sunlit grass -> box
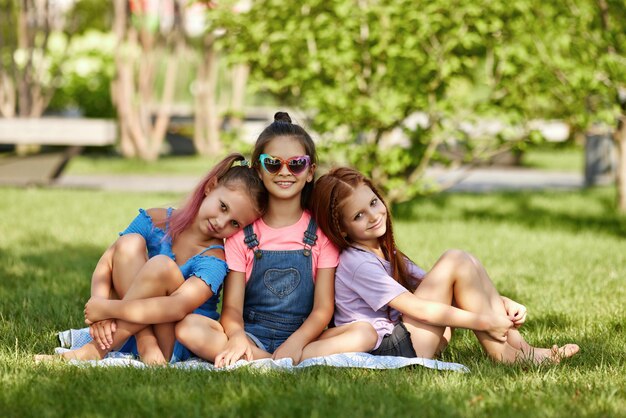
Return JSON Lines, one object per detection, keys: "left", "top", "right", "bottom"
{"left": 1, "top": 186, "right": 624, "bottom": 417}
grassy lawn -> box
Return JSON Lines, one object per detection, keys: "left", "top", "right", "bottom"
{"left": 1, "top": 186, "right": 625, "bottom": 417}
{"left": 66, "top": 146, "right": 584, "bottom": 176}
{"left": 521, "top": 147, "right": 584, "bottom": 172}
{"left": 65, "top": 154, "right": 221, "bottom": 176}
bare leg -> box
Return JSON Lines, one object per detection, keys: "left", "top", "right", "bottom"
{"left": 110, "top": 234, "right": 149, "bottom": 298}
{"left": 175, "top": 315, "right": 272, "bottom": 362}
{"left": 466, "top": 254, "right": 579, "bottom": 363}
{"left": 405, "top": 250, "right": 527, "bottom": 362}
{"left": 115, "top": 256, "right": 184, "bottom": 364}
{"left": 300, "top": 322, "right": 378, "bottom": 361}
{"left": 405, "top": 250, "right": 578, "bottom": 363}
{"left": 57, "top": 256, "right": 184, "bottom": 362}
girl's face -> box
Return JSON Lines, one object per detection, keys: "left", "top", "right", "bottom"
{"left": 340, "top": 183, "right": 387, "bottom": 249}
{"left": 259, "top": 136, "right": 315, "bottom": 201}
{"left": 197, "top": 184, "right": 260, "bottom": 239}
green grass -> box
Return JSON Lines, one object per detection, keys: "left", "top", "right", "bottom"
{"left": 1, "top": 186, "right": 625, "bottom": 417}
{"left": 521, "top": 147, "right": 584, "bottom": 172}
{"left": 66, "top": 154, "right": 221, "bottom": 176}
{"left": 66, "top": 147, "right": 584, "bottom": 177}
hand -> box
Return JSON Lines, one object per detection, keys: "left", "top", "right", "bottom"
{"left": 88, "top": 319, "right": 117, "bottom": 350}
{"left": 502, "top": 296, "right": 527, "bottom": 328}
{"left": 214, "top": 333, "right": 253, "bottom": 368}
{"left": 271, "top": 340, "right": 304, "bottom": 365}
{"left": 485, "top": 314, "right": 514, "bottom": 342}
{"left": 84, "top": 297, "right": 111, "bottom": 325}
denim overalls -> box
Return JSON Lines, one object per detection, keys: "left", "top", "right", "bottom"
{"left": 242, "top": 218, "right": 318, "bottom": 353}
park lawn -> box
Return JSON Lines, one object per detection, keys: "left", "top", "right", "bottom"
{"left": 1, "top": 186, "right": 624, "bottom": 418}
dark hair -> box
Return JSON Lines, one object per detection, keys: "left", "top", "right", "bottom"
{"left": 251, "top": 111, "right": 317, "bottom": 210}
{"left": 312, "top": 167, "right": 416, "bottom": 292}
{"left": 163, "top": 153, "right": 267, "bottom": 241}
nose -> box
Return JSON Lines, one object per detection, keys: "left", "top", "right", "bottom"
{"left": 277, "top": 161, "right": 291, "bottom": 176}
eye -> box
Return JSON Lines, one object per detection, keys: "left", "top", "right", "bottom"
{"left": 353, "top": 212, "right": 363, "bottom": 221}
{"left": 370, "top": 198, "right": 378, "bottom": 207}
{"left": 231, "top": 220, "right": 240, "bottom": 228}
{"left": 220, "top": 201, "right": 227, "bottom": 211}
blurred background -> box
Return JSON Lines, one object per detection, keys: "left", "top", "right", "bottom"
{"left": 0, "top": 0, "right": 624, "bottom": 208}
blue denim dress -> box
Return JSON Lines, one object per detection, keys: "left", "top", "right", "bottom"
{"left": 241, "top": 218, "right": 318, "bottom": 353}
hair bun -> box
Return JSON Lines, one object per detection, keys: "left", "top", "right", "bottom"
{"left": 274, "top": 112, "right": 292, "bottom": 123}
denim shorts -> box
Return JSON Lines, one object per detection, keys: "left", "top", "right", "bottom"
{"left": 369, "top": 321, "right": 417, "bottom": 358}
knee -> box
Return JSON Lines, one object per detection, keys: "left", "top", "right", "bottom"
{"left": 439, "top": 249, "right": 474, "bottom": 273}
{"left": 353, "top": 322, "right": 378, "bottom": 351}
{"left": 175, "top": 316, "right": 196, "bottom": 344}
{"left": 146, "top": 255, "right": 179, "bottom": 279}
{"left": 114, "top": 234, "right": 147, "bottom": 260}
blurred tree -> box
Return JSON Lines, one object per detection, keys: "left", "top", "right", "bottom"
{"left": 184, "top": 1, "right": 222, "bottom": 156}
{"left": 485, "top": 0, "right": 626, "bottom": 210}
{"left": 214, "top": 0, "right": 530, "bottom": 202}
{"left": 0, "top": 0, "right": 113, "bottom": 121}
{"left": 111, "top": 0, "right": 185, "bottom": 160}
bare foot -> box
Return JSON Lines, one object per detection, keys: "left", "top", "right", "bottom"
{"left": 520, "top": 344, "right": 580, "bottom": 364}
{"left": 34, "top": 343, "right": 107, "bottom": 363}
{"left": 84, "top": 297, "right": 115, "bottom": 325}
{"left": 33, "top": 354, "right": 63, "bottom": 363}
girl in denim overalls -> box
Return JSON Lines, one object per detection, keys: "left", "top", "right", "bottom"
{"left": 175, "top": 112, "right": 379, "bottom": 365}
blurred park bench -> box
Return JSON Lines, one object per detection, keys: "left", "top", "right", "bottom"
{"left": 0, "top": 118, "right": 117, "bottom": 185}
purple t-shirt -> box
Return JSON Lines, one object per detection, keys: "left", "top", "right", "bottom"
{"left": 334, "top": 246, "right": 426, "bottom": 350}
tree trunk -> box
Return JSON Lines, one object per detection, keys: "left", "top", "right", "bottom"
{"left": 193, "top": 35, "right": 221, "bottom": 156}
{"left": 615, "top": 114, "right": 626, "bottom": 212}
{"left": 110, "top": 0, "right": 185, "bottom": 161}
{"left": 230, "top": 63, "right": 249, "bottom": 128}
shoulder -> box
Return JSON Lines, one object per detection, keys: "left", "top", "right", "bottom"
{"left": 145, "top": 208, "right": 169, "bottom": 225}
{"left": 338, "top": 247, "right": 384, "bottom": 276}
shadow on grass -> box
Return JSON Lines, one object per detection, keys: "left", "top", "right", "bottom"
{"left": 394, "top": 188, "right": 626, "bottom": 239}
{"left": 0, "top": 232, "right": 103, "bottom": 350}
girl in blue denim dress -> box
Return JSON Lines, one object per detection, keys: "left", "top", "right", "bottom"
{"left": 37, "top": 154, "right": 265, "bottom": 364}
{"left": 173, "top": 112, "right": 378, "bottom": 366}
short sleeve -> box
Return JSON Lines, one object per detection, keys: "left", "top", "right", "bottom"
{"left": 315, "top": 231, "right": 340, "bottom": 269}
{"left": 188, "top": 256, "right": 229, "bottom": 293}
{"left": 347, "top": 260, "right": 409, "bottom": 312}
{"left": 119, "top": 209, "right": 153, "bottom": 239}
{"left": 407, "top": 259, "right": 427, "bottom": 283}
{"left": 224, "top": 231, "right": 248, "bottom": 273}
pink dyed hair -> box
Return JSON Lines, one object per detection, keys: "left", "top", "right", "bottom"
{"left": 156, "top": 153, "right": 266, "bottom": 241}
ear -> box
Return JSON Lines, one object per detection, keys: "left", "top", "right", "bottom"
{"left": 306, "top": 163, "right": 317, "bottom": 183}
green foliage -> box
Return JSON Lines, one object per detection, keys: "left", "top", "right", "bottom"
{"left": 213, "top": 1, "right": 545, "bottom": 202}
{"left": 1, "top": 187, "right": 625, "bottom": 417}
{"left": 47, "top": 30, "right": 116, "bottom": 117}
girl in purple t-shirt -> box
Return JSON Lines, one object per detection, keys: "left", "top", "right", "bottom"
{"left": 312, "top": 167, "right": 579, "bottom": 364}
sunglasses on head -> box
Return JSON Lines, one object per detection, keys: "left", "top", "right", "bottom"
{"left": 259, "top": 154, "right": 311, "bottom": 175}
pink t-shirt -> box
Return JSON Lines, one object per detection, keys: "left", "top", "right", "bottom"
{"left": 225, "top": 211, "right": 339, "bottom": 282}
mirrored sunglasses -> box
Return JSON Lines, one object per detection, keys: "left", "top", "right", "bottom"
{"left": 259, "top": 154, "right": 311, "bottom": 175}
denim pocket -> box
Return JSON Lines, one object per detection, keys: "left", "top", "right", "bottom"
{"left": 263, "top": 268, "right": 301, "bottom": 298}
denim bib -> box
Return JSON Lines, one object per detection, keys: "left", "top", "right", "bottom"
{"left": 242, "top": 218, "right": 318, "bottom": 353}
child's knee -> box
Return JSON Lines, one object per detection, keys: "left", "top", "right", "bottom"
{"left": 114, "top": 234, "right": 147, "bottom": 260}
{"left": 439, "top": 249, "right": 474, "bottom": 274}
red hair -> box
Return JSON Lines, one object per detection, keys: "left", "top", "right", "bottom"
{"left": 312, "top": 167, "right": 416, "bottom": 292}
{"left": 157, "top": 153, "right": 267, "bottom": 241}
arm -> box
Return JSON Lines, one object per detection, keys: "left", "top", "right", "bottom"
{"left": 214, "top": 271, "right": 255, "bottom": 367}
{"left": 85, "top": 277, "right": 213, "bottom": 324}
{"left": 389, "top": 293, "right": 512, "bottom": 341}
{"left": 272, "top": 267, "right": 335, "bottom": 363}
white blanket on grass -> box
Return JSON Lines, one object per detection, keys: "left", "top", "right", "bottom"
{"left": 57, "top": 328, "right": 469, "bottom": 373}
